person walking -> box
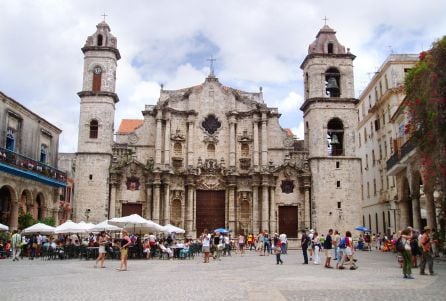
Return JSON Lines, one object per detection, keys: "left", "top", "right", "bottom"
{"left": 279, "top": 232, "right": 287, "bottom": 254}
{"left": 11, "top": 230, "right": 21, "bottom": 262}
{"left": 419, "top": 226, "right": 435, "bottom": 276}
{"left": 201, "top": 229, "right": 211, "bottom": 263}
{"left": 400, "top": 228, "right": 414, "bottom": 279}
{"left": 323, "top": 229, "right": 333, "bottom": 268}
{"left": 95, "top": 231, "right": 108, "bottom": 268}
{"left": 308, "top": 229, "right": 314, "bottom": 261}
{"left": 312, "top": 231, "right": 321, "bottom": 265}
{"left": 274, "top": 243, "right": 283, "bottom": 265}
{"left": 238, "top": 233, "right": 245, "bottom": 256}
{"left": 117, "top": 230, "right": 131, "bottom": 271}
{"left": 301, "top": 229, "right": 309, "bottom": 264}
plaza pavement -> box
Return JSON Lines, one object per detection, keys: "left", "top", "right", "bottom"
{"left": 0, "top": 249, "right": 445, "bottom": 301}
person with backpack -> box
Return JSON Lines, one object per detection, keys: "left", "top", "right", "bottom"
{"left": 300, "top": 229, "right": 309, "bottom": 264}
{"left": 399, "top": 228, "right": 414, "bottom": 279}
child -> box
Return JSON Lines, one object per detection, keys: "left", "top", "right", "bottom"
{"left": 274, "top": 245, "right": 283, "bottom": 265}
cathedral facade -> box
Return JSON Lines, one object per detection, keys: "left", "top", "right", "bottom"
{"left": 73, "top": 21, "right": 361, "bottom": 239}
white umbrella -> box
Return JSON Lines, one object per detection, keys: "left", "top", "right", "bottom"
{"left": 0, "top": 223, "right": 9, "bottom": 231}
{"left": 89, "top": 220, "right": 122, "bottom": 232}
{"left": 54, "top": 220, "right": 87, "bottom": 234}
{"left": 78, "top": 221, "right": 95, "bottom": 232}
{"left": 22, "top": 223, "right": 55, "bottom": 235}
{"left": 108, "top": 214, "right": 165, "bottom": 234}
{"left": 162, "top": 224, "right": 185, "bottom": 234}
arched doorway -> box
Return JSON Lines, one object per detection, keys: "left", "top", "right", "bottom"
{"left": 19, "top": 190, "right": 32, "bottom": 216}
{"left": 33, "top": 193, "right": 45, "bottom": 221}
{"left": 0, "top": 185, "right": 18, "bottom": 228}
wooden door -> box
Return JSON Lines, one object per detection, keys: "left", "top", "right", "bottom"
{"left": 278, "top": 206, "right": 298, "bottom": 238}
{"left": 122, "top": 203, "right": 142, "bottom": 217}
{"left": 196, "top": 190, "right": 225, "bottom": 235}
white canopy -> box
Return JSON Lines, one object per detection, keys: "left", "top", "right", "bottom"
{"left": 162, "top": 224, "right": 185, "bottom": 234}
{"left": 108, "top": 214, "right": 165, "bottom": 234}
{"left": 22, "top": 223, "right": 55, "bottom": 235}
{"left": 0, "top": 223, "right": 9, "bottom": 231}
{"left": 89, "top": 220, "right": 122, "bottom": 232}
{"left": 78, "top": 221, "right": 95, "bottom": 232}
{"left": 54, "top": 220, "right": 87, "bottom": 234}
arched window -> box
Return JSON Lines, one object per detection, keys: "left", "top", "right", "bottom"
{"left": 5, "top": 128, "right": 15, "bottom": 151}
{"left": 241, "top": 143, "right": 249, "bottom": 156}
{"left": 207, "top": 143, "right": 215, "bottom": 158}
{"left": 40, "top": 144, "right": 47, "bottom": 163}
{"left": 327, "top": 42, "right": 334, "bottom": 54}
{"left": 89, "top": 120, "right": 98, "bottom": 139}
{"left": 327, "top": 118, "right": 344, "bottom": 156}
{"left": 97, "top": 34, "right": 103, "bottom": 46}
{"left": 92, "top": 66, "right": 102, "bottom": 92}
{"left": 173, "top": 142, "right": 182, "bottom": 157}
{"left": 325, "top": 67, "right": 340, "bottom": 97}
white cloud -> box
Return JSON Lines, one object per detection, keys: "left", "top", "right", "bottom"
{"left": 291, "top": 121, "right": 305, "bottom": 140}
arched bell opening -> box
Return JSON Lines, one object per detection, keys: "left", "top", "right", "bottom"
{"left": 325, "top": 67, "right": 340, "bottom": 97}
{"left": 327, "top": 118, "right": 344, "bottom": 156}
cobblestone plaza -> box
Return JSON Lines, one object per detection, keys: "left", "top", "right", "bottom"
{"left": 1, "top": 250, "right": 445, "bottom": 301}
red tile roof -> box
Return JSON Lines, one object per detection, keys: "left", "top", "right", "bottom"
{"left": 284, "top": 128, "right": 294, "bottom": 137}
{"left": 117, "top": 119, "right": 143, "bottom": 134}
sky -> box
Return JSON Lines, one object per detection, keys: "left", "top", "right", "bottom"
{"left": 0, "top": 0, "right": 445, "bottom": 153}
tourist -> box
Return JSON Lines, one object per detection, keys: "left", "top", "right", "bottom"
{"left": 263, "top": 231, "right": 270, "bottom": 256}
{"left": 308, "top": 229, "right": 314, "bottom": 261}
{"left": 201, "top": 229, "right": 211, "bottom": 263}
{"left": 364, "top": 232, "right": 371, "bottom": 251}
{"left": 238, "top": 233, "right": 245, "bottom": 256}
{"left": 95, "top": 231, "right": 108, "bottom": 268}
{"left": 279, "top": 232, "right": 287, "bottom": 254}
{"left": 410, "top": 230, "right": 420, "bottom": 268}
{"left": 223, "top": 234, "right": 231, "bottom": 256}
{"left": 400, "top": 228, "right": 413, "bottom": 279}
{"left": 11, "top": 230, "right": 21, "bottom": 262}
{"left": 323, "top": 229, "right": 333, "bottom": 268}
{"left": 300, "top": 229, "right": 309, "bottom": 264}
{"left": 29, "top": 234, "right": 37, "bottom": 260}
{"left": 274, "top": 243, "right": 283, "bottom": 265}
{"left": 431, "top": 229, "right": 440, "bottom": 257}
{"left": 333, "top": 230, "right": 340, "bottom": 260}
{"left": 247, "top": 233, "right": 254, "bottom": 251}
{"left": 344, "top": 231, "right": 357, "bottom": 270}
{"left": 312, "top": 231, "right": 321, "bottom": 265}
{"left": 117, "top": 230, "right": 131, "bottom": 271}
{"left": 257, "top": 232, "right": 264, "bottom": 255}
{"left": 419, "top": 226, "right": 435, "bottom": 276}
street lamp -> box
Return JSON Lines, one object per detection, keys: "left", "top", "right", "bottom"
{"left": 84, "top": 208, "right": 91, "bottom": 222}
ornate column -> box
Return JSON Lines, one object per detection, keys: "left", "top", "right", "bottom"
{"left": 187, "top": 116, "right": 195, "bottom": 167}
{"left": 152, "top": 174, "right": 161, "bottom": 223}
{"left": 252, "top": 180, "right": 259, "bottom": 234}
{"left": 155, "top": 110, "right": 163, "bottom": 165}
{"left": 261, "top": 177, "right": 269, "bottom": 231}
{"left": 163, "top": 180, "right": 170, "bottom": 225}
{"left": 269, "top": 186, "right": 276, "bottom": 233}
{"left": 9, "top": 200, "right": 19, "bottom": 230}
{"left": 261, "top": 111, "right": 268, "bottom": 167}
{"left": 164, "top": 112, "right": 171, "bottom": 167}
{"left": 412, "top": 196, "right": 422, "bottom": 230}
{"left": 228, "top": 179, "right": 236, "bottom": 231}
{"left": 109, "top": 182, "right": 118, "bottom": 219}
{"left": 145, "top": 181, "right": 152, "bottom": 219}
{"left": 253, "top": 115, "right": 259, "bottom": 167}
{"left": 186, "top": 178, "right": 194, "bottom": 234}
{"left": 229, "top": 114, "right": 236, "bottom": 167}
{"left": 181, "top": 194, "right": 186, "bottom": 230}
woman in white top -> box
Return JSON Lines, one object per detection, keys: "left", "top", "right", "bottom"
{"left": 312, "top": 232, "right": 321, "bottom": 265}
{"left": 95, "top": 231, "right": 108, "bottom": 268}
{"left": 238, "top": 234, "right": 245, "bottom": 256}
{"left": 201, "top": 229, "right": 211, "bottom": 263}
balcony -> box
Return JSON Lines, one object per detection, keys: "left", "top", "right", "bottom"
{"left": 0, "top": 146, "right": 67, "bottom": 187}
{"left": 386, "top": 138, "right": 417, "bottom": 176}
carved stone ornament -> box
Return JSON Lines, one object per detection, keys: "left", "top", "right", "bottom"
{"left": 196, "top": 175, "right": 226, "bottom": 190}
{"left": 171, "top": 129, "right": 186, "bottom": 141}
{"left": 283, "top": 136, "right": 294, "bottom": 147}
{"left": 126, "top": 176, "right": 140, "bottom": 191}
{"left": 237, "top": 129, "right": 252, "bottom": 142}
{"left": 202, "top": 114, "right": 221, "bottom": 135}
{"left": 128, "top": 133, "right": 139, "bottom": 144}
{"left": 239, "top": 158, "right": 251, "bottom": 170}
{"left": 281, "top": 180, "right": 294, "bottom": 194}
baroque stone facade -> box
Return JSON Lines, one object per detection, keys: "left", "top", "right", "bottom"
{"left": 73, "top": 21, "right": 362, "bottom": 238}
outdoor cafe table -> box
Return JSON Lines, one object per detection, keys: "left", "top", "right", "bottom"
{"left": 169, "top": 246, "right": 184, "bottom": 259}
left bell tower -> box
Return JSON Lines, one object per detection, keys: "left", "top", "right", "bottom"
{"left": 74, "top": 21, "right": 120, "bottom": 223}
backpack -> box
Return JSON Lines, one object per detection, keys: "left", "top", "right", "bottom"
{"left": 338, "top": 237, "right": 347, "bottom": 249}
{"left": 396, "top": 237, "right": 405, "bottom": 253}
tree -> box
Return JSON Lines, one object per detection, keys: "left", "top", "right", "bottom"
{"left": 405, "top": 36, "right": 446, "bottom": 240}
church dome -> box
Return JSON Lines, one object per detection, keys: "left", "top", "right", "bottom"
{"left": 308, "top": 24, "right": 346, "bottom": 55}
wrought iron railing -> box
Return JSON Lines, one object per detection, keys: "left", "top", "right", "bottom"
{"left": 386, "top": 137, "right": 416, "bottom": 171}
{"left": 0, "top": 146, "right": 67, "bottom": 184}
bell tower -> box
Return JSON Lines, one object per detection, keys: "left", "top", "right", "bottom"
{"left": 300, "top": 24, "right": 361, "bottom": 233}
{"left": 74, "top": 21, "right": 120, "bottom": 223}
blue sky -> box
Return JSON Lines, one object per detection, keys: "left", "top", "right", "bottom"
{"left": 0, "top": 0, "right": 445, "bottom": 152}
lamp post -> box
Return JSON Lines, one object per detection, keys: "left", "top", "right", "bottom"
{"left": 84, "top": 208, "right": 91, "bottom": 222}
{"left": 387, "top": 200, "right": 400, "bottom": 232}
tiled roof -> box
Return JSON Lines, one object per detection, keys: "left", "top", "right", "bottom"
{"left": 284, "top": 128, "right": 294, "bottom": 137}
{"left": 117, "top": 119, "right": 143, "bottom": 134}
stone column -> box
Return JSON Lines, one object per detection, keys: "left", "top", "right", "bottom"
{"left": 261, "top": 178, "right": 269, "bottom": 231}
{"left": 186, "top": 180, "right": 194, "bottom": 234}
{"left": 181, "top": 195, "right": 186, "bottom": 230}
{"left": 187, "top": 116, "right": 195, "bottom": 167}
{"left": 228, "top": 184, "right": 236, "bottom": 231}
{"left": 164, "top": 112, "right": 171, "bottom": 167}
{"left": 253, "top": 115, "right": 259, "bottom": 167}
{"left": 152, "top": 178, "right": 161, "bottom": 223}
{"left": 252, "top": 182, "right": 259, "bottom": 234}
{"left": 229, "top": 115, "right": 236, "bottom": 167}
{"left": 269, "top": 186, "right": 276, "bottom": 233}
{"left": 304, "top": 187, "right": 311, "bottom": 230}
{"left": 145, "top": 182, "right": 152, "bottom": 219}
{"left": 261, "top": 112, "right": 268, "bottom": 167}
{"left": 411, "top": 196, "right": 422, "bottom": 230}
{"left": 9, "top": 200, "right": 19, "bottom": 230}
{"left": 399, "top": 200, "right": 410, "bottom": 229}
{"left": 109, "top": 183, "right": 117, "bottom": 219}
{"left": 164, "top": 181, "right": 170, "bottom": 225}
{"left": 155, "top": 111, "right": 163, "bottom": 165}
{"left": 425, "top": 189, "right": 437, "bottom": 230}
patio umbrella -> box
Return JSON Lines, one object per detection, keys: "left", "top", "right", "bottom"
{"left": 355, "top": 226, "right": 370, "bottom": 232}
{"left": 108, "top": 214, "right": 165, "bottom": 234}
{"left": 214, "top": 228, "right": 230, "bottom": 234}
{"left": 22, "top": 223, "right": 55, "bottom": 235}
{"left": 78, "top": 221, "right": 95, "bottom": 232}
{"left": 89, "top": 220, "right": 122, "bottom": 232}
{"left": 0, "top": 222, "right": 9, "bottom": 231}
{"left": 162, "top": 224, "right": 185, "bottom": 234}
{"left": 54, "top": 220, "right": 87, "bottom": 234}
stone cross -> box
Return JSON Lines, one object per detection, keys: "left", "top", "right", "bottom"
{"left": 323, "top": 16, "right": 328, "bottom": 25}
{"left": 207, "top": 56, "right": 216, "bottom": 76}
{"left": 102, "top": 13, "right": 108, "bottom": 21}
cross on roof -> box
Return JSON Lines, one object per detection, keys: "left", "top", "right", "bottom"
{"left": 102, "top": 13, "right": 108, "bottom": 21}
{"left": 323, "top": 16, "right": 328, "bottom": 25}
{"left": 207, "top": 56, "right": 216, "bottom": 77}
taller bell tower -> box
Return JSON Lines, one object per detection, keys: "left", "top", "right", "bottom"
{"left": 300, "top": 24, "right": 361, "bottom": 233}
{"left": 74, "top": 21, "right": 120, "bottom": 223}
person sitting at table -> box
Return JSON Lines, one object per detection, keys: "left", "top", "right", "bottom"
{"left": 158, "top": 240, "right": 173, "bottom": 259}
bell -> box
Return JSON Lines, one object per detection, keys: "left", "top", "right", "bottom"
{"left": 330, "top": 133, "right": 340, "bottom": 145}
{"left": 326, "top": 77, "right": 339, "bottom": 96}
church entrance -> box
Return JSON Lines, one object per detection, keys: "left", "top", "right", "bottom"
{"left": 122, "top": 203, "right": 142, "bottom": 217}
{"left": 279, "top": 206, "right": 298, "bottom": 238}
{"left": 196, "top": 190, "right": 225, "bottom": 235}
